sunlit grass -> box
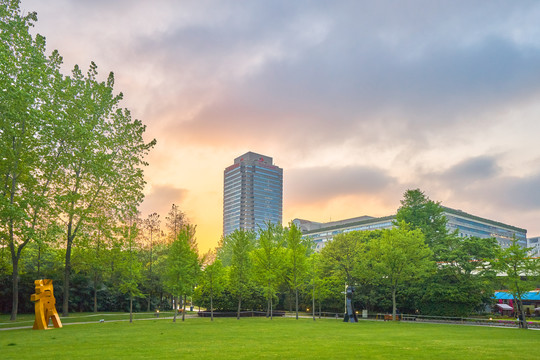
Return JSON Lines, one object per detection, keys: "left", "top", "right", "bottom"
{"left": 1, "top": 317, "right": 539, "bottom": 359}
{"left": 0, "top": 311, "right": 183, "bottom": 329}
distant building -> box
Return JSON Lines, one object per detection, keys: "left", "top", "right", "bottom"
{"left": 223, "top": 152, "right": 283, "bottom": 237}
{"left": 528, "top": 236, "right": 540, "bottom": 257}
{"left": 294, "top": 206, "right": 527, "bottom": 251}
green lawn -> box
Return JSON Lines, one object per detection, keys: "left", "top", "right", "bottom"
{"left": 0, "top": 311, "right": 177, "bottom": 329}
{"left": 1, "top": 316, "right": 538, "bottom": 359}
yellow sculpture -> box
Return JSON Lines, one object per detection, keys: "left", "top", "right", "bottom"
{"left": 30, "top": 279, "right": 62, "bottom": 330}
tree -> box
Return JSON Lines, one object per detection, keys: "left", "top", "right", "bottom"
{"left": 165, "top": 204, "right": 186, "bottom": 244}
{"left": 395, "top": 189, "right": 448, "bottom": 252}
{"left": 307, "top": 253, "right": 321, "bottom": 320}
{"left": 284, "top": 221, "right": 311, "bottom": 320}
{"left": 198, "top": 252, "right": 226, "bottom": 321}
{"left": 252, "top": 222, "right": 284, "bottom": 319}
{"left": 53, "top": 62, "right": 155, "bottom": 317}
{"left": 117, "top": 211, "right": 143, "bottom": 323}
{"left": 0, "top": 0, "right": 65, "bottom": 320}
{"left": 319, "top": 231, "right": 366, "bottom": 287}
{"left": 164, "top": 224, "right": 200, "bottom": 322}
{"left": 493, "top": 237, "right": 540, "bottom": 329}
{"left": 420, "top": 235, "right": 499, "bottom": 316}
{"left": 143, "top": 212, "right": 161, "bottom": 311}
{"left": 227, "top": 229, "right": 255, "bottom": 319}
{"left": 369, "top": 225, "right": 434, "bottom": 320}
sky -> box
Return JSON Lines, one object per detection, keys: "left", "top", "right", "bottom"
{"left": 21, "top": 0, "right": 540, "bottom": 253}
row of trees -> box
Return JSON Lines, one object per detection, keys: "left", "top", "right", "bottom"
{"left": 195, "top": 222, "right": 433, "bottom": 322}
{"left": 0, "top": 204, "right": 191, "bottom": 318}
{"left": 0, "top": 0, "right": 155, "bottom": 320}
{"left": 193, "top": 189, "right": 539, "bottom": 330}
{"left": 2, "top": 185, "right": 538, "bottom": 329}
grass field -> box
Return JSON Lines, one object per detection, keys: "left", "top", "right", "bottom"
{"left": 1, "top": 315, "right": 539, "bottom": 359}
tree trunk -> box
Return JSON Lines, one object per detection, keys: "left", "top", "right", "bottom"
{"left": 514, "top": 281, "right": 528, "bottom": 329}
{"left": 294, "top": 272, "right": 299, "bottom": 320}
{"left": 312, "top": 285, "right": 315, "bottom": 321}
{"left": 63, "top": 235, "right": 74, "bottom": 317}
{"left": 237, "top": 295, "right": 242, "bottom": 320}
{"left": 270, "top": 296, "right": 273, "bottom": 320}
{"left": 173, "top": 296, "right": 178, "bottom": 323}
{"left": 210, "top": 290, "right": 214, "bottom": 322}
{"left": 295, "top": 286, "right": 299, "bottom": 320}
{"left": 392, "top": 287, "right": 397, "bottom": 321}
{"left": 37, "top": 244, "right": 41, "bottom": 278}
{"left": 93, "top": 273, "right": 98, "bottom": 313}
{"left": 182, "top": 295, "right": 186, "bottom": 322}
{"left": 517, "top": 298, "right": 528, "bottom": 329}
{"left": 10, "top": 257, "right": 19, "bottom": 321}
{"left": 129, "top": 294, "right": 133, "bottom": 323}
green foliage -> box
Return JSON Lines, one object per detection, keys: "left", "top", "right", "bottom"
{"left": 252, "top": 222, "right": 285, "bottom": 316}
{"left": 226, "top": 229, "right": 256, "bottom": 318}
{"left": 164, "top": 224, "right": 200, "bottom": 321}
{"left": 0, "top": 0, "right": 64, "bottom": 320}
{"left": 194, "top": 257, "right": 226, "bottom": 318}
{"left": 420, "top": 236, "right": 499, "bottom": 316}
{"left": 319, "top": 231, "right": 362, "bottom": 286}
{"left": 493, "top": 236, "right": 540, "bottom": 328}
{"left": 0, "top": 0, "right": 155, "bottom": 319}
{"left": 395, "top": 189, "right": 448, "bottom": 252}
{"left": 394, "top": 189, "right": 503, "bottom": 316}
{"left": 369, "top": 226, "right": 434, "bottom": 317}
{"left": 284, "top": 221, "right": 311, "bottom": 318}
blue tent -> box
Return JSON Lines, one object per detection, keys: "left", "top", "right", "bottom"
{"left": 494, "top": 290, "right": 540, "bottom": 301}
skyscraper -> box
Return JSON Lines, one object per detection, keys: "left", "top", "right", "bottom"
{"left": 223, "top": 152, "right": 283, "bottom": 237}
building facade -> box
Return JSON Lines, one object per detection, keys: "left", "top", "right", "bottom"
{"left": 223, "top": 152, "right": 283, "bottom": 237}
{"left": 294, "top": 207, "right": 527, "bottom": 251}
{"left": 528, "top": 236, "right": 540, "bottom": 257}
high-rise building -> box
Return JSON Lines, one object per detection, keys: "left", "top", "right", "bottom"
{"left": 223, "top": 152, "right": 283, "bottom": 237}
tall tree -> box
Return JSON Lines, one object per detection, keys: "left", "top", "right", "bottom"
{"left": 319, "top": 231, "right": 365, "bottom": 287}
{"left": 0, "top": 0, "right": 65, "bottom": 320}
{"left": 199, "top": 252, "right": 226, "bottom": 321}
{"left": 227, "top": 229, "right": 255, "bottom": 319}
{"left": 307, "top": 252, "right": 321, "bottom": 321}
{"left": 117, "top": 211, "right": 143, "bottom": 323}
{"left": 493, "top": 237, "right": 540, "bottom": 329}
{"left": 252, "top": 222, "right": 285, "bottom": 319}
{"left": 369, "top": 225, "right": 434, "bottom": 319}
{"left": 143, "top": 212, "right": 161, "bottom": 311}
{"left": 164, "top": 224, "right": 200, "bottom": 322}
{"left": 395, "top": 189, "right": 449, "bottom": 252}
{"left": 284, "top": 222, "right": 311, "bottom": 320}
{"left": 165, "top": 203, "right": 186, "bottom": 244}
{"left": 420, "top": 235, "right": 499, "bottom": 316}
{"left": 55, "top": 63, "right": 155, "bottom": 316}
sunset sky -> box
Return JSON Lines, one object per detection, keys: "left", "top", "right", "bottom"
{"left": 22, "top": 0, "right": 540, "bottom": 253}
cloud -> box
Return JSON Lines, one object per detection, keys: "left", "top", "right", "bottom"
{"left": 139, "top": 185, "right": 189, "bottom": 218}
{"left": 21, "top": 0, "right": 540, "bottom": 239}
{"left": 286, "top": 165, "right": 397, "bottom": 204}
{"left": 144, "top": 1, "right": 540, "bottom": 155}
{"left": 425, "top": 156, "right": 540, "bottom": 215}
{"left": 471, "top": 173, "right": 540, "bottom": 211}
{"left": 440, "top": 156, "right": 502, "bottom": 187}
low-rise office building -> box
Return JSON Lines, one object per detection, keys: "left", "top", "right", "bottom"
{"left": 294, "top": 207, "right": 527, "bottom": 251}
{"left": 528, "top": 236, "right": 540, "bottom": 257}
